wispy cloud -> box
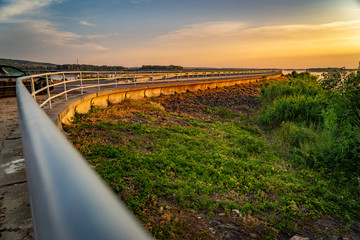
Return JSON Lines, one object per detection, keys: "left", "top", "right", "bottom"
{"left": 126, "top": 20, "right": 360, "bottom": 68}
{"left": 79, "top": 20, "right": 96, "bottom": 27}
{"left": 0, "top": 0, "right": 59, "bottom": 21}
{"left": 155, "top": 20, "right": 360, "bottom": 53}
{"left": 0, "top": 0, "right": 110, "bottom": 52}
{"left": 25, "top": 20, "right": 110, "bottom": 51}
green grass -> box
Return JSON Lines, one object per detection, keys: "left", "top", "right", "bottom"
{"left": 64, "top": 88, "right": 360, "bottom": 238}
{"left": 258, "top": 71, "right": 360, "bottom": 196}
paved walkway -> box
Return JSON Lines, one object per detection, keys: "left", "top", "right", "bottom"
{"left": 0, "top": 91, "right": 92, "bottom": 239}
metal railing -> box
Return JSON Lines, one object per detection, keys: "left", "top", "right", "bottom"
{"left": 16, "top": 78, "right": 152, "bottom": 240}
{"left": 16, "top": 69, "right": 281, "bottom": 239}
{"left": 23, "top": 69, "right": 281, "bottom": 108}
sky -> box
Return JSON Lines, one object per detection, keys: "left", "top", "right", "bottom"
{"left": 0, "top": 0, "right": 360, "bottom": 68}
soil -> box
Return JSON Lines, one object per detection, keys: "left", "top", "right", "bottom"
{"left": 0, "top": 97, "right": 19, "bottom": 152}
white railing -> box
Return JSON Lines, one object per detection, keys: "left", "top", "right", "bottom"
{"left": 23, "top": 69, "right": 280, "bottom": 108}
{"left": 16, "top": 69, "right": 281, "bottom": 239}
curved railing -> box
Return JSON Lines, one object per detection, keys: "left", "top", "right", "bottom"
{"left": 23, "top": 69, "right": 280, "bottom": 108}
{"left": 16, "top": 69, "right": 281, "bottom": 239}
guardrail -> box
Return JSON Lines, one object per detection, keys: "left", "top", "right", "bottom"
{"left": 23, "top": 69, "right": 280, "bottom": 108}
{"left": 16, "top": 78, "right": 152, "bottom": 240}
{"left": 16, "top": 69, "right": 281, "bottom": 239}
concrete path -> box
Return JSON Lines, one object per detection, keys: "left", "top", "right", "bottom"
{"left": 0, "top": 127, "right": 33, "bottom": 239}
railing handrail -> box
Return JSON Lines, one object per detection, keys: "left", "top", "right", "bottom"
{"left": 16, "top": 77, "right": 152, "bottom": 240}
{"left": 16, "top": 69, "right": 281, "bottom": 239}
{"left": 22, "top": 69, "right": 281, "bottom": 109}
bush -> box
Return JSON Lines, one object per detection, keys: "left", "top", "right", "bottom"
{"left": 276, "top": 122, "right": 317, "bottom": 148}
{"left": 260, "top": 73, "right": 321, "bottom": 104}
{"left": 259, "top": 69, "right": 360, "bottom": 198}
{"left": 260, "top": 94, "right": 326, "bottom": 127}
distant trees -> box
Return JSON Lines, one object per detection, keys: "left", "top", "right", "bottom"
{"left": 138, "top": 65, "right": 184, "bottom": 71}
{"left": 57, "top": 64, "right": 126, "bottom": 71}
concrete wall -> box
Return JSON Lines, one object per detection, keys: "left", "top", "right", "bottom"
{"left": 58, "top": 74, "right": 282, "bottom": 125}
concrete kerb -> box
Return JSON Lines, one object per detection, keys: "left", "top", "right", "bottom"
{"left": 57, "top": 75, "right": 281, "bottom": 126}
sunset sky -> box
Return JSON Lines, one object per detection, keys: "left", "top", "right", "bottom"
{"left": 1, "top": 0, "right": 360, "bottom": 68}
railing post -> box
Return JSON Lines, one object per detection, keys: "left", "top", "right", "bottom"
{"left": 45, "top": 75, "right": 52, "bottom": 109}
{"left": 31, "top": 77, "right": 36, "bottom": 100}
{"left": 97, "top": 72, "right": 100, "bottom": 92}
{"left": 80, "top": 72, "right": 83, "bottom": 95}
{"left": 63, "top": 73, "right": 67, "bottom": 101}
{"left": 115, "top": 72, "right": 118, "bottom": 89}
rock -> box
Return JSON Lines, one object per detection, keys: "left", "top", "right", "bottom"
{"left": 231, "top": 209, "right": 242, "bottom": 217}
{"left": 290, "top": 236, "right": 309, "bottom": 240}
{"left": 209, "top": 227, "right": 216, "bottom": 234}
{"left": 232, "top": 209, "right": 240, "bottom": 214}
{"left": 250, "top": 233, "right": 257, "bottom": 239}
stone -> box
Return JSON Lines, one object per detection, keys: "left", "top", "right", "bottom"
{"left": 290, "top": 236, "right": 309, "bottom": 240}
{"left": 231, "top": 209, "right": 242, "bottom": 217}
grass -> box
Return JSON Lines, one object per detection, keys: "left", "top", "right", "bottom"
{"left": 258, "top": 71, "right": 360, "bottom": 196}
{"left": 64, "top": 81, "right": 360, "bottom": 239}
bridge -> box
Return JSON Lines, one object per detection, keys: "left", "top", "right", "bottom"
{"left": 0, "top": 69, "right": 281, "bottom": 239}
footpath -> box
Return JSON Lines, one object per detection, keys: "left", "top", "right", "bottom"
{"left": 0, "top": 93, "right": 89, "bottom": 240}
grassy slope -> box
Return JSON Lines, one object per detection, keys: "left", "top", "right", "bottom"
{"left": 64, "top": 81, "right": 359, "bottom": 239}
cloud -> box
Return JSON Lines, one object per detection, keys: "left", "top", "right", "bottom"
{"left": 114, "top": 20, "right": 359, "bottom": 68}
{"left": 156, "top": 21, "right": 246, "bottom": 43}
{"left": 79, "top": 20, "right": 96, "bottom": 27}
{"left": 153, "top": 20, "right": 360, "bottom": 56}
{"left": 0, "top": 0, "right": 110, "bottom": 53}
{"left": 24, "top": 20, "right": 110, "bottom": 50}
{"left": 0, "top": 0, "right": 60, "bottom": 21}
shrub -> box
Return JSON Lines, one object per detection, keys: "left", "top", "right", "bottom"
{"left": 260, "top": 69, "right": 360, "bottom": 198}
{"left": 259, "top": 94, "right": 326, "bottom": 127}
{"left": 276, "top": 122, "right": 317, "bottom": 148}
{"left": 260, "top": 73, "right": 321, "bottom": 104}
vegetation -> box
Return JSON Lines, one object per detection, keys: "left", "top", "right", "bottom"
{"left": 139, "top": 65, "right": 184, "bottom": 71}
{"left": 64, "top": 74, "right": 360, "bottom": 239}
{"left": 259, "top": 70, "right": 360, "bottom": 195}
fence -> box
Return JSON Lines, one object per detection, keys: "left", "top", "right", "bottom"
{"left": 16, "top": 69, "right": 281, "bottom": 239}
{"left": 23, "top": 69, "right": 280, "bottom": 108}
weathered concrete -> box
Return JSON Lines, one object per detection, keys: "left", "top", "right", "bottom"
{"left": 91, "top": 95, "right": 108, "bottom": 108}
{"left": 75, "top": 99, "right": 92, "bottom": 114}
{"left": 126, "top": 89, "right": 145, "bottom": 100}
{"left": 144, "top": 88, "right": 161, "bottom": 98}
{"left": 108, "top": 91, "right": 127, "bottom": 104}
{"left": 0, "top": 127, "right": 33, "bottom": 240}
{"left": 161, "top": 86, "right": 177, "bottom": 95}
